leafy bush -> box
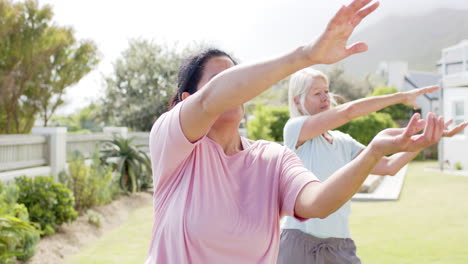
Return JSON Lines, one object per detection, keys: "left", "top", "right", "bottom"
{"left": 248, "top": 104, "right": 274, "bottom": 141}
{"left": 368, "top": 86, "right": 414, "bottom": 121}
{"left": 86, "top": 210, "right": 102, "bottom": 228}
{"left": 268, "top": 106, "right": 290, "bottom": 142}
{"left": 0, "top": 183, "right": 40, "bottom": 262}
{"left": 337, "top": 112, "right": 398, "bottom": 145}
{"left": 59, "top": 151, "right": 116, "bottom": 212}
{"left": 247, "top": 104, "right": 290, "bottom": 142}
{"left": 15, "top": 176, "right": 78, "bottom": 235}
{"left": 101, "top": 136, "right": 152, "bottom": 193}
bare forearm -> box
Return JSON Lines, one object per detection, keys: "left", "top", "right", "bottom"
{"left": 199, "top": 47, "right": 312, "bottom": 115}
{"left": 373, "top": 151, "right": 420, "bottom": 176}
{"left": 298, "top": 91, "right": 407, "bottom": 144}
{"left": 341, "top": 92, "right": 406, "bottom": 120}
{"left": 296, "top": 146, "right": 383, "bottom": 219}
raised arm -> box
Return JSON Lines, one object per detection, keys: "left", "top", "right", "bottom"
{"left": 295, "top": 112, "right": 445, "bottom": 219}
{"left": 296, "top": 85, "right": 439, "bottom": 147}
{"left": 180, "top": 0, "right": 380, "bottom": 142}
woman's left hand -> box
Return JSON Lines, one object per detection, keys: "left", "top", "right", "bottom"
{"left": 401, "top": 85, "right": 439, "bottom": 109}
{"left": 442, "top": 119, "right": 468, "bottom": 137}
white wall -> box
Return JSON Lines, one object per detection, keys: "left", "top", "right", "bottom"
{"left": 442, "top": 87, "right": 468, "bottom": 169}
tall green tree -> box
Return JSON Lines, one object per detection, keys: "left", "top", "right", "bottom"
{"left": 101, "top": 40, "right": 201, "bottom": 131}
{"left": 0, "top": 0, "right": 99, "bottom": 134}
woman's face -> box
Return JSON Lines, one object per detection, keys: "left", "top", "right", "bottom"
{"left": 196, "top": 56, "right": 235, "bottom": 90}
{"left": 303, "top": 77, "right": 330, "bottom": 115}
{"left": 196, "top": 56, "right": 244, "bottom": 124}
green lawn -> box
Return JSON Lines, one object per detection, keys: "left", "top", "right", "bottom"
{"left": 69, "top": 161, "right": 468, "bottom": 263}
{"left": 67, "top": 205, "right": 153, "bottom": 264}
{"left": 351, "top": 161, "right": 468, "bottom": 263}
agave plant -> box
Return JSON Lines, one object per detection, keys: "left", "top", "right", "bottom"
{"left": 101, "top": 136, "right": 152, "bottom": 193}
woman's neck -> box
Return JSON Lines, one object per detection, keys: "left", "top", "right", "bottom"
{"left": 207, "top": 125, "right": 243, "bottom": 155}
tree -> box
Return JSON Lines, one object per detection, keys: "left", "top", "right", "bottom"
{"left": 326, "top": 66, "right": 374, "bottom": 101}
{"left": 0, "top": 0, "right": 99, "bottom": 134}
{"left": 49, "top": 103, "right": 104, "bottom": 133}
{"left": 101, "top": 40, "right": 199, "bottom": 131}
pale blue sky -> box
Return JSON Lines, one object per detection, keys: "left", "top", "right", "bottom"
{"left": 38, "top": 0, "right": 468, "bottom": 115}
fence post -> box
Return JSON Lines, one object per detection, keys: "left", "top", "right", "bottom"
{"left": 31, "top": 127, "right": 67, "bottom": 178}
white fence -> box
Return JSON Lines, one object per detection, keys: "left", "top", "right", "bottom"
{"left": 0, "top": 127, "right": 150, "bottom": 182}
{"left": 0, "top": 135, "right": 48, "bottom": 172}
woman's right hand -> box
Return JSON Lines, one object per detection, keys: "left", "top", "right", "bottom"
{"left": 368, "top": 112, "right": 444, "bottom": 157}
{"left": 400, "top": 85, "right": 439, "bottom": 109}
{"left": 303, "top": 0, "right": 379, "bottom": 65}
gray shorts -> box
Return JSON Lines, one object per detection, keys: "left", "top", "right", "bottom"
{"left": 277, "top": 229, "right": 361, "bottom": 264}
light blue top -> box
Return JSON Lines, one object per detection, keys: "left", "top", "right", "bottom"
{"left": 281, "top": 116, "right": 364, "bottom": 238}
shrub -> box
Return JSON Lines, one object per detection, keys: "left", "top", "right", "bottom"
{"left": 86, "top": 210, "right": 102, "bottom": 228}
{"left": 247, "top": 104, "right": 290, "bottom": 142}
{"left": 59, "top": 151, "right": 116, "bottom": 212}
{"left": 101, "top": 136, "right": 152, "bottom": 193}
{"left": 269, "top": 106, "right": 290, "bottom": 142}
{"left": 368, "top": 86, "right": 414, "bottom": 121}
{"left": 15, "top": 176, "right": 78, "bottom": 235}
{"left": 0, "top": 183, "right": 40, "bottom": 262}
{"left": 455, "top": 162, "right": 463, "bottom": 170}
{"left": 247, "top": 104, "right": 274, "bottom": 141}
{"left": 337, "top": 112, "right": 398, "bottom": 145}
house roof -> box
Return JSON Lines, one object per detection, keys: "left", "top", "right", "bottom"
{"left": 404, "top": 71, "right": 441, "bottom": 100}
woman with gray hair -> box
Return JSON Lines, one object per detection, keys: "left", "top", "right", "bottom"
{"left": 278, "top": 68, "right": 467, "bottom": 263}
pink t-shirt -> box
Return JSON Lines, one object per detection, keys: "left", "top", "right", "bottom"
{"left": 145, "top": 102, "right": 318, "bottom": 264}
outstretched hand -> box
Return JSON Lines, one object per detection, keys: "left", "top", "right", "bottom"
{"left": 369, "top": 112, "right": 444, "bottom": 157}
{"left": 401, "top": 85, "right": 439, "bottom": 109}
{"left": 442, "top": 119, "right": 468, "bottom": 137}
{"left": 304, "top": 0, "right": 379, "bottom": 65}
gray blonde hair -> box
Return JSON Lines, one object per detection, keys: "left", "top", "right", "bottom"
{"left": 288, "top": 68, "right": 336, "bottom": 118}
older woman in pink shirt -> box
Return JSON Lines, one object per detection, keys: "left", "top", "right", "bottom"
{"left": 146, "top": 1, "right": 447, "bottom": 263}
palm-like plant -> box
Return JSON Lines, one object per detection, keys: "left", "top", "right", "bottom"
{"left": 0, "top": 213, "right": 39, "bottom": 263}
{"left": 100, "top": 136, "right": 152, "bottom": 193}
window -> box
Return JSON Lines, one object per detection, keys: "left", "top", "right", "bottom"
{"left": 453, "top": 101, "right": 465, "bottom": 135}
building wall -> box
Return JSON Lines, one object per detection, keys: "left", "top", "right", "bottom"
{"left": 442, "top": 87, "right": 468, "bottom": 169}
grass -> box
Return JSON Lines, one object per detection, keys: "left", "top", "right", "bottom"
{"left": 350, "top": 161, "right": 468, "bottom": 263}
{"left": 67, "top": 204, "right": 153, "bottom": 264}
{"left": 68, "top": 161, "right": 468, "bottom": 263}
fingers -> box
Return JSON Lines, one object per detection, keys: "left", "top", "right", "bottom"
{"left": 351, "top": 2, "right": 380, "bottom": 27}
{"left": 347, "top": 0, "right": 374, "bottom": 14}
{"left": 403, "top": 113, "right": 424, "bottom": 137}
{"left": 443, "top": 121, "right": 468, "bottom": 137}
{"left": 423, "top": 112, "right": 436, "bottom": 140}
{"left": 330, "top": 0, "right": 379, "bottom": 28}
{"left": 329, "top": 5, "right": 348, "bottom": 26}
{"left": 412, "top": 113, "right": 444, "bottom": 147}
{"left": 346, "top": 42, "right": 368, "bottom": 56}
{"left": 434, "top": 116, "right": 445, "bottom": 140}
{"left": 417, "top": 85, "right": 439, "bottom": 95}
{"left": 444, "top": 119, "right": 454, "bottom": 129}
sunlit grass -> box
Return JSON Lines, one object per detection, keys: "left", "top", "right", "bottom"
{"left": 67, "top": 205, "right": 153, "bottom": 264}
{"left": 351, "top": 161, "right": 468, "bottom": 264}
{"left": 69, "top": 161, "right": 468, "bottom": 263}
